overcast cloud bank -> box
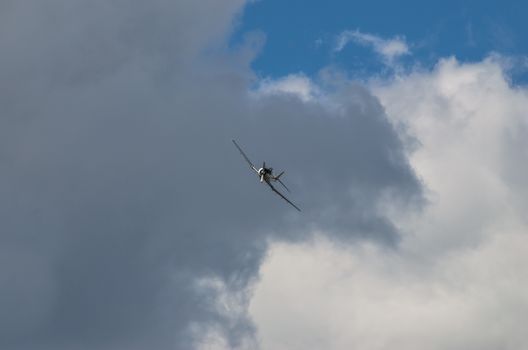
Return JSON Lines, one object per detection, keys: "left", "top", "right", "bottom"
{"left": 6, "top": 2, "right": 524, "bottom": 349}
{"left": 0, "top": 1, "right": 421, "bottom": 349}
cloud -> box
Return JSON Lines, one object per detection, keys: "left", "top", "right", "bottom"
{"left": 0, "top": 1, "right": 420, "bottom": 349}
{"left": 252, "top": 232, "right": 528, "bottom": 350}
{"left": 250, "top": 57, "right": 528, "bottom": 349}
{"left": 335, "top": 30, "right": 410, "bottom": 65}
{"left": 254, "top": 74, "right": 321, "bottom": 102}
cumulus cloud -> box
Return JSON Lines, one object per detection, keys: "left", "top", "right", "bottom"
{"left": 252, "top": 232, "right": 528, "bottom": 350}
{"left": 0, "top": 1, "right": 420, "bottom": 349}
{"left": 250, "top": 57, "right": 528, "bottom": 349}
{"left": 335, "top": 30, "right": 410, "bottom": 65}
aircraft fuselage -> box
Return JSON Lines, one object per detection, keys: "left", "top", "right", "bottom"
{"left": 258, "top": 167, "right": 274, "bottom": 182}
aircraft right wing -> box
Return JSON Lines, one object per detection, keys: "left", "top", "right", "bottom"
{"left": 266, "top": 181, "right": 301, "bottom": 212}
{"left": 232, "top": 140, "right": 258, "bottom": 173}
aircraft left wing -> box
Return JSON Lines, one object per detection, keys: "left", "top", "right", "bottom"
{"left": 266, "top": 181, "right": 301, "bottom": 212}
{"left": 232, "top": 140, "right": 258, "bottom": 173}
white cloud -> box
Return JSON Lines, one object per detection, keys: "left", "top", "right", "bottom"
{"left": 251, "top": 232, "right": 528, "bottom": 350}
{"left": 254, "top": 74, "right": 321, "bottom": 102}
{"left": 250, "top": 57, "right": 528, "bottom": 349}
{"left": 373, "top": 56, "right": 528, "bottom": 256}
{"left": 335, "top": 30, "right": 410, "bottom": 65}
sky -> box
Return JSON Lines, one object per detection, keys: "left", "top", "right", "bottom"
{"left": 236, "top": 0, "right": 528, "bottom": 81}
{"left": 1, "top": 1, "right": 528, "bottom": 349}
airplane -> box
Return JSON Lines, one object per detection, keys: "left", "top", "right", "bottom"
{"left": 232, "top": 139, "right": 301, "bottom": 212}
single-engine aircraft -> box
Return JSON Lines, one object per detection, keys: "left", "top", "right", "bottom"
{"left": 232, "top": 139, "right": 301, "bottom": 212}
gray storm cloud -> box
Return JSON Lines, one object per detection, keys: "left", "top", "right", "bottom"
{"left": 0, "top": 1, "right": 421, "bottom": 349}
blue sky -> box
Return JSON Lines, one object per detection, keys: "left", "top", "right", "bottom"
{"left": 235, "top": 0, "right": 528, "bottom": 81}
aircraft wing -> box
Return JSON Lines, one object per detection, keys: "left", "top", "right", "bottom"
{"left": 232, "top": 140, "right": 258, "bottom": 173}
{"left": 277, "top": 178, "right": 290, "bottom": 192}
{"left": 266, "top": 181, "right": 301, "bottom": 212}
